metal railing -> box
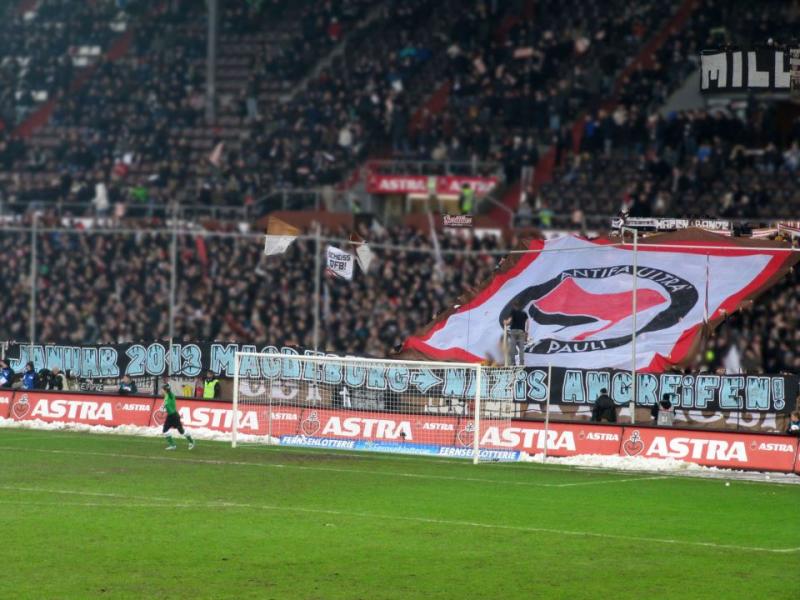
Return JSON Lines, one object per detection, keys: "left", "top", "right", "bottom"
{"left": 366, "top": 159, "right": 501, "bottom": 178}
{"left": 0, "top": 192, "right": 356, "bottom": 225}
{"left": 255, "top": 188, "right": 354, "bottom": 215}
{"left": 0, "top": 200, "right": 252, "bottom": 221}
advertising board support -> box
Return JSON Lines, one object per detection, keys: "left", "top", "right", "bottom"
{"left": 231, "top": 352, "right": 240, "bottom": 448}
{"left": 542, "top": 363, "right": 552, "bottom": 464}
{"left": 628, "top": 227, "right": 638, "bottom": 424}
{"left": 29, "top": 212, "right": 37, "bottom": 347}
{"left": 472, "top": 365, "right": 482, "bottom": 465}
{"left": 168, "top": 204, "right": 178, "bottom": 360}
{"left": 313, "top": 222, "right": 321, "bottom": 352}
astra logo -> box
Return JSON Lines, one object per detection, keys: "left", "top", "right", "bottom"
{"left": 30, "top": 399, "right": 113, "bottom": 421}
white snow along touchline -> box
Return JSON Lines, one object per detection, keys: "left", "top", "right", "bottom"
{"left": 0, "top": 417, "right": 797, "bottom": 484}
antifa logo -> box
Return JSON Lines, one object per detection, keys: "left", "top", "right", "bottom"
{"left": 500, "top": 265, "right": 698, "bottom": 355}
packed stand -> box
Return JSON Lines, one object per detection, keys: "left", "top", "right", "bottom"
{"left": 1, "top": 0, "right": 680, "bottom": 213}
{"left": 0, "top": 222, "right": 797, "bottom": 374}
{"left": 0, "top": 0, "right": 123, "bottom": 130}
{"left": 186, "top": 0, "right": 679, "bottom": 196}
{"left": 0, "top": 224, "right": 504, "bottom": 357}
{"left": 517, "top": 0, "right": 800, "bottom": 223}
{"left": 528, "top": 100, "right": 800, "bottom": 221}
{"left": 0, "top": 0, "right": 377, "bottom": 214}
{"left": 230, "top": 0, "right": 455, "bottom": 190}
{"left": 405, "top": 0, "right": 675, "bottom": 177}
{"left": 707, "top": 267, "right": 800, "bottom": 375}
{"left": 617, "top": 0, "right": 800, "bottom": 117}
{"left": 219, "top": 0, "right": 375, "bottom": 104}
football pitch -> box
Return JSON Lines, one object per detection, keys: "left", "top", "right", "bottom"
{"left": 0, "top": 429, "right": 797, "bottom": 599}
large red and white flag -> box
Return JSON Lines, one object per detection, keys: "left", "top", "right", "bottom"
{"left": 403, "top": 230, "right": 798, "bottom": 372}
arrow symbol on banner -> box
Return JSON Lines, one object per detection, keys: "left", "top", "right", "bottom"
{"left": 410, "top": 369, "right": 442, "bottom": 394}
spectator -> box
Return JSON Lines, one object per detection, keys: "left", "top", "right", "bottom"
{"left": 50, "top": 368, "right": 68, "bottom": 390}
{"left": 202, "top": 370, "right": 220, "bottom": 400}
{"left": 786, "top": 411, "right": 800, "bottom": 436}
{"left": 783, "top": 142, "right": 800, "bottom": 173}
{"left": 118, "top": 374, "right": 138, "bottom": 395}
{"left": 22, "top": 362, "right": 37, "bottom": 390}
{"left": 37, "top": 368, "right": 56, "bottom": 390}
{"left": 503, "top": 300, "right": 529, "bottom": 366}
{"left": 459, "top": 184, "right": 474, "bottom": 215}
{"left": 591, "top": 388, "right": 616, "bottom": 423}
{"left": 0, "top": 359, "right": 13, "bottom": 388}
{"left": 651, "top": 393, "right": 675, "bottom": 426}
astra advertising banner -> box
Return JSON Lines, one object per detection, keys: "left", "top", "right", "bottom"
{"left": 619, "top": 428, "right": 798, "bottom": 472}
{"left": 403, "top": 230, "right": 799, "bottom": 371}
{"left": 0, "top": 390, "right": 11, "bottom": 418}
{"left": 3, "top": 388, "right": 799, "bottom": 471}
{"left": 366, "top": 174, "right": 498, "bottom": 196}
{"left": 149, "top": 398, "right": 301, "bottom": 437}
{"left": 8, "top": 391, "right": 154, "bottom": 427}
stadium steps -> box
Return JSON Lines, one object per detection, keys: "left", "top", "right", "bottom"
{"left": 278, "top": 2, "right": 388, "bottom": 105}
{"left": 659, "top": 69, "right": 703, "bottom": 115}
{"left": 12, "top": 0, "right": 35, "bottom": 15}
{"left": 13, "top": 30, "right": 134, "bottom": 140}
{"left": 489, "top": 0, "right": 702, "bottom": 223}
{"left": 155, "top": 3, "right": 384, "bottom": 174}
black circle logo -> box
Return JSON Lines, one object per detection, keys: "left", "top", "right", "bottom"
{"left": 500, "top": 265, "right": 698, "bottom": 355}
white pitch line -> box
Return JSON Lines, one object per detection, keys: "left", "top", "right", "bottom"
{"left": 2, "top": 428, "right": 797, "bottom": 485}
{"left": 0, "top": 427, "right": 698, "bottom": 473}
{"left": 0, "top": 485, "right": 181, "bottom": 503}
{"left": 0, "top": 445, "right": 666, "bottom": 489}
{"left": 0, "top": 485, "right": 796, "bottom": 555}
{"left": 0, "top": 501, "right": 180, "bottom": 508}
{"left": 0, "top": 433, "right": 77, "bottom": 443}
{"left": 552, "top": 475, "right": 669, "bottom": 487}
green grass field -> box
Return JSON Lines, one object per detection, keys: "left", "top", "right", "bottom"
{"left": 0, "top": 428, "right": 797, "bottom": 599}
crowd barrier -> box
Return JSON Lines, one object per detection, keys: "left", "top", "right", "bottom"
{"left": 1, "top": 389, "right": 798, "bottom": 474}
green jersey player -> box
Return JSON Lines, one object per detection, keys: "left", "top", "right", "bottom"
{"left": 161, "top": 384, "right": 195, "bottom": 450}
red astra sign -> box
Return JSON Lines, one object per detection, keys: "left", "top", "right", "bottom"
{"left": 366, "top": 174, "right": 498, "bottom": 196}
{"left": 619, "top": 427, "right": 798, "bottom": 471}
{"left": 9, "top": 391, "right": 154, "bottom": 427}
{"left": 0, "top": 390, "right": 11, "bottom": 418}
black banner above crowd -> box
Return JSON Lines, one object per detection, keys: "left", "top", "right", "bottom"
{"left": 7, "top": 341, "right": 280, "bottom": 379}
{"left": 5, "top": 342, "right": 796, "bottom": 413}
{"left": 700, "top": 47, "right": 799, "bottom": 92}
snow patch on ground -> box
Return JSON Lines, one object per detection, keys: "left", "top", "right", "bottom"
{"left": 1, "top": 418, "right": 796, "bottom": 484}
{"left": 522, "top": 452, "right": 708, "bottom": 472}
{"left": 521, "top": 452, "right": 800, "bottom": 484}
{"left": 0, "top": 418, "right": 278, "bottom": 445}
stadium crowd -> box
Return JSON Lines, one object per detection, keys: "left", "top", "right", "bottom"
{"left": 0, "top": 0, "right": 797, "bottom": 221}
{"left": 0, "top": 0, "right": 378, "bottom": 210}
{"left": 0, "top": 0, "right": 120, "bottom": 129}
{"left": 0, "top": 0, "right": 798, "bottom": 378}
{"left": 523, "top": 0, "right": 800, "bottom": 221}
{"left": 0, "top": 0, "right": 680, "bottom": 212}
{"left": 530, "top": 103, "right": 800, "bottom": 220}
{"left": 0, "top": 223, "right": 797, "bottom": 374}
